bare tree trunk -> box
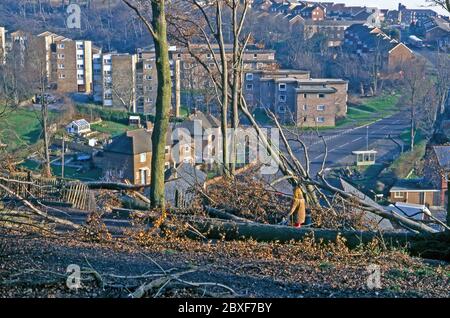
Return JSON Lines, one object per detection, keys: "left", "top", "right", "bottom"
{"left": 150, "top": 1, "right": 171, "bottom": 209}
{"left": 40, "top": 85, "right": 51, "bottom": 178}
{"left": 216, "top": 2, "right": 230, "bottom": 177}
{"left": 230, "top": 1, "right": 240, "bottom": 175}
{"left": 122, "top": 0, "right": 172, "bottom": 209}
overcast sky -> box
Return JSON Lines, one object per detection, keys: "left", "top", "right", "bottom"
{"left": 315, "top": 0, "right": 448, "bottom": 15}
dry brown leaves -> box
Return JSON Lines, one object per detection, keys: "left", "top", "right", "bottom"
{"left": 203, "top": 174, "right": 290, "bottom": 224}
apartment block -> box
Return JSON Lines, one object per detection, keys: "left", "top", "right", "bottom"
{"left": 244, "top": 69, "right": 348, "bottom": 127}
{"left": 136, "top": 50, "right": 158, "bottom": 114}
{"left": 171, "top": 44, "right": 278, "bottom": 110}
{"left": 54, "top": 39, "right": 93, "bottom": 93}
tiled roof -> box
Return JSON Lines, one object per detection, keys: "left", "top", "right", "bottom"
{"left": 433, "top": 146, "right": 450, "bottom": 169}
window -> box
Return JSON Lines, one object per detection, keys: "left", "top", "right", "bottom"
{"left": 77, "top": 44, "right": 84, "bottom": 49}
{"left": 278, "top": 83, "right": 287, "bottom": 91}
{"left": 77, "top": 74, "right": 84, "bottom": 79}
{"left": 278, "top": 105, "right": 286, "bottom": 113}
{"left": 144, "top": 64, "right": 153, "bottom": 69}
{"left": 165, "top": 146, "right": 170, "bottom": 154}
{"left": 246, "top": 84, "right": 253, "bottom": 90}
{"left": 253, "top": 53, "right": 258, "bottom": 59}
{"left": 57, "top": 54, "right": 65, "bottom": 59}
{"left": 318, "top": 93, "right": 325, "bottom": 98}
{"left": 303, "top": 105, "right": 307, "bottom": 111}
{"left": 317, "top": 105, "right": 325, "bottom": 111}
{"left": 104, "top": 58, "right": 111, "bottom": 64}
{"left": 104, "top": 93, "right": 112, "bottom": 99}
{"left": 303, "top": 93, "right": 307, "bottom": 98}
{"left": 146, "top": 75, "right": 153, "bottom": 81}
{"left": 59, "top": 74, "right": 65, "bottom": 79}
{"left": 394, "top": 192, "right": 404, "bottom": 198}
{"left": 206, "top": 53, "right": 212, "bottom": 59}
{"left": 279, "top": 95, "right": 287, "bottom": 102}
{"left": 57, "top": 44, "right": 65, "bottom": 49}
{"left": 246, "top": 73, "right": 253, "bottom": 81}
{"left": 316, "top": 116, "right": 325, "bottom": 123}
{"left": 77, "top": 54, "right": 84, "bottom": 59}
{"left": 146, "top": 97, "right": 153, "bottom": 103}
{"left": 140, "top": 153, "right": 147, "bottom": 163}
{"left": 58, "top": 64, "right": 65, "bottom": 69}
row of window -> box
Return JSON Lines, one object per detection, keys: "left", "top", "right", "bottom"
{"left": 58, "top": 74, "right": 84, "bottom": 80}
{"left": 57, "top": 43, "right": 84, "bottom": 50}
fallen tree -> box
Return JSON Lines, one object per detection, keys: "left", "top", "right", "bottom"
{"left": 182, "top": 217, "right": 450, "bottom": 261}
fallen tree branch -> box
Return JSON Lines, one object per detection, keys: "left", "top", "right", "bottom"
{"left": 0, "top": 182, "right": 80, "bottom": 230}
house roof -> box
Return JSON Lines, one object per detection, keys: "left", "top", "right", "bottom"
{"left": 390, "top": 179, "right": 438, "bottom": 192}
{"left": 386, "top": 202, "right": 432, "bottom": 220}
{"left": 433, "top": 146, "right": 450, "bottom": 170}
{"left": 105, "top": 129, "right": 152, "bottom": 155}
{"left": 296, "top": 86, "right": 337, "bottom": 93}
{"left": 171, "top": 111, "right": 221, "bottom": 138}
{"left": 71, "top": 119, "right": 90, "bottom": 127}
{"left": 162, "top": 163, "right": 207, "bottom": 206}
{"left": 339, "top": 178, "right": 394, "bottom": 230}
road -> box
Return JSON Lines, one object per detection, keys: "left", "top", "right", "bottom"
{"left": 284, "top": 111, "right": 411, "bottom": 177}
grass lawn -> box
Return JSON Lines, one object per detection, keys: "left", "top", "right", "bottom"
{"left": 0, "top": 107, "right": 58, "bottom": 152}
{"left": 400, "top": 129, "right": 425, "bottom": 147}
{"left": 91, "top": 121, "right": 130, "bottom": 137}
{"left": 388, "top": 140, "right": 427, "bottom": 179}
{"left": 20, "top": 159, "right": 103, "bottom": 181}
{"left": 336, "top": 94, "right": 400, "bottom": 128}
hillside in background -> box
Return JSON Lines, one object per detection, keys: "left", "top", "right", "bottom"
{"left": 0, "top": 0, "right": 150, "bottom": 52}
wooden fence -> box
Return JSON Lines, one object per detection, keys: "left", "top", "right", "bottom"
{"left": 0, "top": 172, "right": 93, "bottom": 210}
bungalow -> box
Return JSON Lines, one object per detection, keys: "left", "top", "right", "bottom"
{"left": 389, "top": 179, "right": 441, "bottom": 207}
{"left": 66, "top": 119, "right": 91, "bottom": 135}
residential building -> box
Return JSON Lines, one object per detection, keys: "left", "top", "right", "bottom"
{"left": 351, "top": 7, "right": 383, "bottom": 27}
{"left": 95, "top": 128, "right": 173, "bottom": 185}
{"left": 171, "top": 44, "right": 278, "bottom": 111}
{"left": 243, "top": 69, "right": 348, "bottom": 127}
{"left": 95, "top": 110, "right": 221, "bottom": 185}
{"left": 343, "top": 24, "right": 415, "bottom": 73}
{"left": 54, "top": 38, "right": 93, "bottom": 93}
{"left": 389, "top": 179, "right": 441, "bottom": 207}
{"left": 303, "top": 20, "right": 362, "bottom": 47}
{"left": 398, "top": 3, "right": 437, "bottom": 26}
{"left": 299, "top": 4, "right": 326, "bottom": 21}
{"left": 422, "top": 16, "right": 450, "bottom": 50}
{"left": 135, "top": 50, "right": 158, "bottom": 114}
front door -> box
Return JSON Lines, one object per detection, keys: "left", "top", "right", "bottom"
{"left": 140, "top": 169, "right": 147, "bottom": 185}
